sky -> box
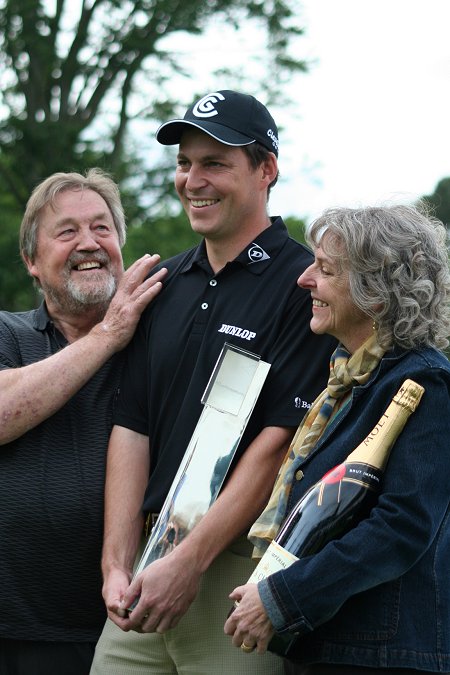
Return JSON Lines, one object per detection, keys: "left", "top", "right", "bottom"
{"left": 269, "top": 0, "right": 450, "bottom": 220}
{"left": 52, "top": 0, "right": 450, "bottom": 223}
{"left": 159, "top": 0, "right": 450, "bottom": 222}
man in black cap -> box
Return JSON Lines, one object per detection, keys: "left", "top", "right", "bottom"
{"left": 157, "top": 89, "right": 280, "bottom": 155}
{"left": 90, "top": 90, "right": 336, "bottom": 675}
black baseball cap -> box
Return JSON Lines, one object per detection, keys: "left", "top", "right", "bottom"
{"left": 156, "top": 90, "right": 279, "bottom": 157}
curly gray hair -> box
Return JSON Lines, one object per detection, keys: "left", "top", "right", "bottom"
{"left": 307, "top": 203, "right": 450, "bottom": 350}
{"left": 19, "top": 168, "right": 126, "bottom": 262}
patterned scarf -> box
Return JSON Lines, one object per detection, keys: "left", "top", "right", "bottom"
{"left": 249, "top": 333, "right": 386, "bottom": 558}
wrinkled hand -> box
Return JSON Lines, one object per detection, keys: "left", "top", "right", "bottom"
{"left": 97, "top": 254, "right": 167, "bottom": 351}
{"left": 224, "top": 583, "right": 275, "bottom": 654}
{"left": 120, "top": 547, "right": 201, "bottom": 634}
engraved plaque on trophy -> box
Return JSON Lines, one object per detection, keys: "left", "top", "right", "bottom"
{"left": 132, "top": 342, "right": 271, "bottom": 578}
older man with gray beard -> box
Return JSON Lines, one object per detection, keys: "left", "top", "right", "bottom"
{"left": 0, "top": 169, "right": 166, "bottom": 675}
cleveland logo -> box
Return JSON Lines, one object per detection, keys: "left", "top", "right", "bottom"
{"left": 192, "top": 92, "right": 225, "bottom": 118}
{"left": 218, "top": 324, "right": 256, "bottom": 341}
{"left": 267, "top": 128, "right": 279, "bottom": 152}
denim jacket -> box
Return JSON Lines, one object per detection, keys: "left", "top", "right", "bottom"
{"left": 259, "top": 346, "right": 450, "bottom": 672}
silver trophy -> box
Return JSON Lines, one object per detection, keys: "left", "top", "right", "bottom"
{"left": 132, "top": 342, "right": 271, "bottom": 577}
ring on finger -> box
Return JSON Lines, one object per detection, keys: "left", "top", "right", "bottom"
{"left": 240, "top": 642, "right": 255, "bottom": 653}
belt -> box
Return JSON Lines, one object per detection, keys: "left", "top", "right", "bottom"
{"left": 144, "top": 512, "right": 160, "bottom": 537}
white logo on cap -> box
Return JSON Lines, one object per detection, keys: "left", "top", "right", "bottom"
{"left": 192, "top": 92, "right": 225, "bottom": 118}
{"left": 267, "top": 129, "right": 279, "bottom": 151}
{"left": 248, "top": 243, "right": 270, "bottom": 264}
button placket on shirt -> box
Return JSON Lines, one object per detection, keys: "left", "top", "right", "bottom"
{"left": 200, "top": 278, "right": 218, "bottom": 312}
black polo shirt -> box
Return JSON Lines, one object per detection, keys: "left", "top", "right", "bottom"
{"left": 114, "top": 217, "right": 336, "bottom": 513}
{"left": 0, "top": 303, "right": 124, "bottom": 641}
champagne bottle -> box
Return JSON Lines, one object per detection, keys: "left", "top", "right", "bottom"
{"left": 245, "top": 379, "right": 424, "bottom": 656}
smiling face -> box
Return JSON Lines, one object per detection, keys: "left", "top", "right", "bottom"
{"left": 25, "top": 188, "right": 124, "bottom": 316}
{"left": 174, "top": 129, "right": 275, "bottom": 249}
{"left": 298, "top": 233, "right": 374, "bottom": 353}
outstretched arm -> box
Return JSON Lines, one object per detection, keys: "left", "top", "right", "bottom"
{"left": 0, "top": 254, "right": 166, "bottom": 445}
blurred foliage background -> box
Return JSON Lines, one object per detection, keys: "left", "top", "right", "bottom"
{"left": 0, "top": 0, "right": 448, "bottom": 311}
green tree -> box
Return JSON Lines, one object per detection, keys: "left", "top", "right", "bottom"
{"left": 285, "top": 215, "right": 307, "bottom": 246}
{"left": 0, "top": 0, "right": 306, "bottom": 208}
{"left": 123, "top": 209, "right": 200, "bottom": 267}
{"left": 0, "top": 0, "right": 307, "bottom": 309}
{"left": 421, "top": 177, "right": 450, "bottom": 227}
{"left": 0, "top": 196, "right": 37, "bottom": 310}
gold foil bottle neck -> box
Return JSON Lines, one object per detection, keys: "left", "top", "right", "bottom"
{"left": 345, "top": 379, "right": 425, "bottom": 469}
{"left": 393, "top": 378, "right": 425, "bottom": 413}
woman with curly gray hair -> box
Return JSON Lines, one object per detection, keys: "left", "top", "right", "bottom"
{"left": 307, "top": 203, "right": 450, "bottom": 351}
{"left": 225, "top": 203, "right": 450, "bottom": 674}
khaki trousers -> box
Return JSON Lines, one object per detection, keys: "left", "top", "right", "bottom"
{"left": 90, "top": 537, "right": 283, "bottom": 675}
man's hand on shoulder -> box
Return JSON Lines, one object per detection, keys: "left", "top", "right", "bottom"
{"left": 94, "top": 254, "right": 167, "bottom": 352}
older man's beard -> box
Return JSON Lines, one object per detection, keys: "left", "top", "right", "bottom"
{"left": 40, "top": 252, "right": 119, "bottom": 315}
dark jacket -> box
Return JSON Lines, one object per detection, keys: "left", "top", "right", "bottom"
{"left": 259, "top": 346, "right": 450, "bottom": 672}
